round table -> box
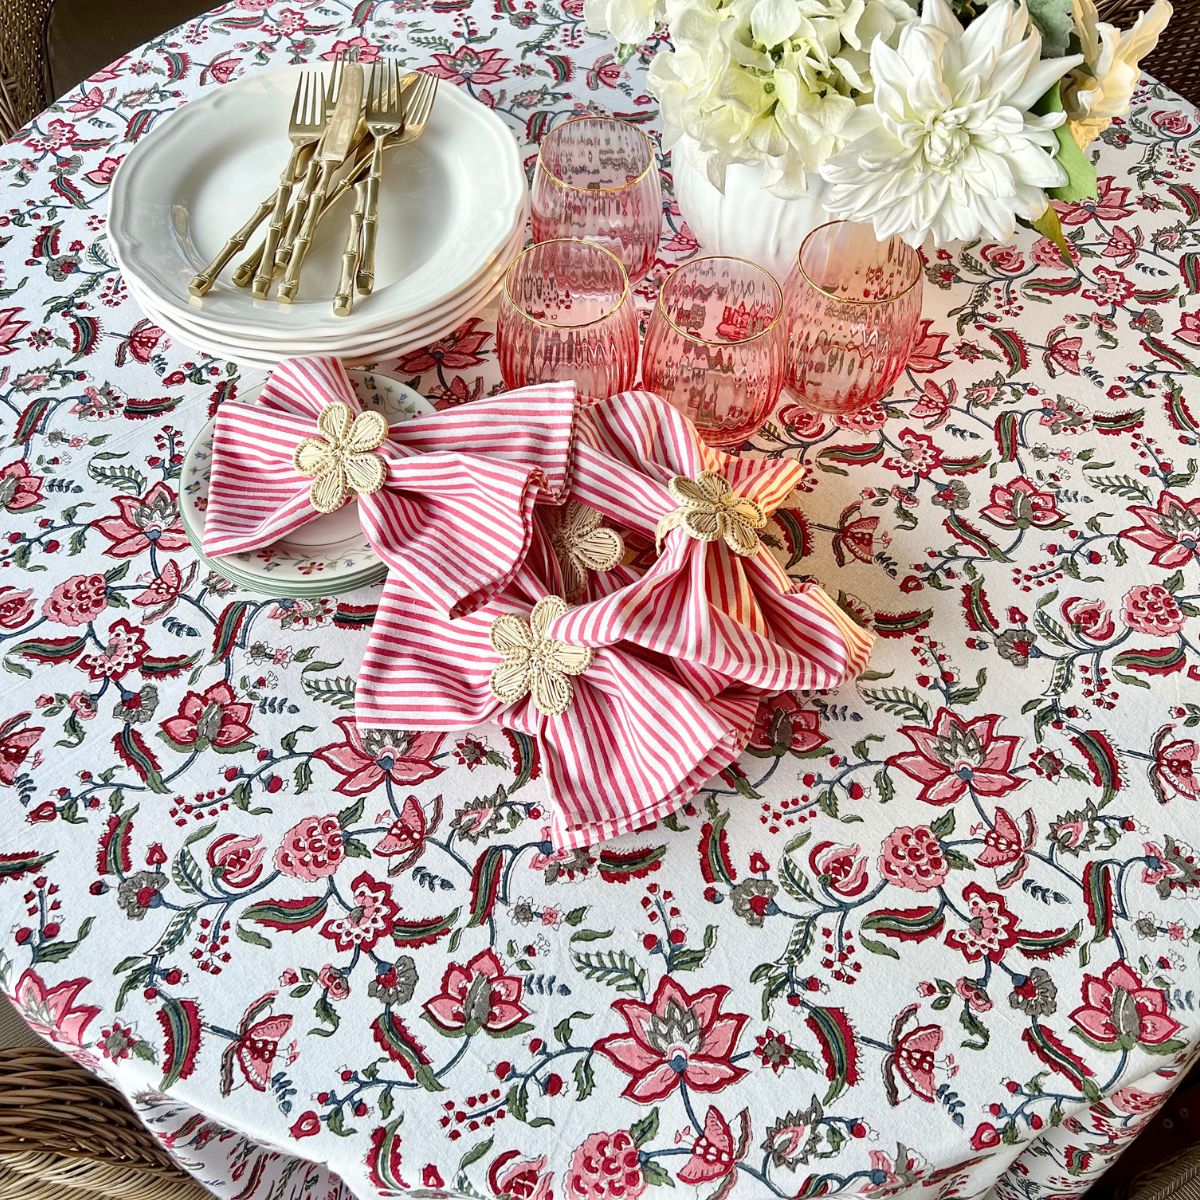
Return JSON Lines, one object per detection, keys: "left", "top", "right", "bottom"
{"left": 3, "top": 5, "right": 1200, "bottom": 1200}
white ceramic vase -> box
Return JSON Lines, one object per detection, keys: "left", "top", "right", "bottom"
{"left": 670, "top": 134, "right": 835, "bottom": 281}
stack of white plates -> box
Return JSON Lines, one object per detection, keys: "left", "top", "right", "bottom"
{"left": 109, "top": 66, "right": 528, "bottom": 370}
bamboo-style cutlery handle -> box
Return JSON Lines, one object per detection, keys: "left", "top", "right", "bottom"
{"left": 188, "top": 194, "right": 275, "bottom": 297}
{"left": 334, "top": 182, "right": 369, "bottom": 316}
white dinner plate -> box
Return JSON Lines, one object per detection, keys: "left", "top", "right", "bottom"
{"left": 110, "top": 65, "right": 526, "bottom": 340}
{"left": 182, "top": 370, "right": 432, "bottom": 594}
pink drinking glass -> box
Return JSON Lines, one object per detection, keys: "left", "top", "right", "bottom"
{"left": 531, "top": 116, "right": 662, "bottom": 282}
{"left": 784, "top": 221, "right": 923, "bottom": 415}
{"left": 641, "top": 256, "right": 786, "bottom": 448}
{"left": 497, "top": 238, "right": 639, "bottom": 403}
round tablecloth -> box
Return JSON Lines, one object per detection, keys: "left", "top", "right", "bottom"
{"left": 3, "top": 5, "right": 1200, "bottom": 1200}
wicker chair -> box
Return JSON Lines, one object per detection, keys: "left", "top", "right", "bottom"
{"left": 0, "top": 0, "right": 53, "bottom": 140}
{"left": 0, "top": 1046, "right": 211, "bottom": 1200}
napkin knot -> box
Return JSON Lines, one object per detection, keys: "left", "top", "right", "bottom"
{"left": 292, "top": 401, "right": 388, "bottom": 513}
{"left": 656, "top": 470, "right": 766, "bottom": 556}
{"left": 489, "top": 595, "right": 593, "bottom": 716}
{"left": 545, "top": 501, "right": 625, "bottom": 600}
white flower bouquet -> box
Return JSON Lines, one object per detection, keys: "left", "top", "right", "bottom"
{"left": 586, "top": 0, "right": 1172, "bottom": 250}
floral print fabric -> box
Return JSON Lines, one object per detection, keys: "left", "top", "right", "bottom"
{"left": 0, "top": 4, "right": 1199, "bottom": 1200}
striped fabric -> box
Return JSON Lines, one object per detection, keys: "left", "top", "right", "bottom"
{"left": 203, "top": 357, "right": 578, "bottom": 617}
{"left": 357, "top": 529, "right": 761, "bottom": 849}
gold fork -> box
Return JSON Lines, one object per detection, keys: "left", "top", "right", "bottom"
{"left": 356, "top": 70, "right": 437, "bottom": 296}
{"left": 250, "top": 71, "right": 325, "bottom": 298}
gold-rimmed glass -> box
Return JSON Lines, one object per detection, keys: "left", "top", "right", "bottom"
{"left": 783, "top": 221, "right": 923, "bottom": 415}
{"left": 531, "top": 116, "right": 662, "bottom": 282}
{"left": 497, "top": 238, "right": 639, "bottom": 403}
{"left": 641, "top": 255, "right": 786, "bottom": 448}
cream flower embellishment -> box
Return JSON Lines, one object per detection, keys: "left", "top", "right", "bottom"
{"left": 656, "top": 470, "right": 766, "bottom": 557}
{"left": 546, "top": 501, "right": 625, "bottom": 599}
{"left": 489, "top": 596, "right": 594, "bottom": 717}
{"left": 292, "top": 402, "right": 389, "bottom": 514}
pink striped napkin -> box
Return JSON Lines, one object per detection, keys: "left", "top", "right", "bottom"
{"left": 357, "top": 526, "right": 760, "bottom": 849}
{"left": 202, "top": 357, "right": 578, "bottom": 617}
{"left": 552, "top": 390, "right": 876, "bottom": 697}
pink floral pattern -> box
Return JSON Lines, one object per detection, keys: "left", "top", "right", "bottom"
{"left": 0, "top": 7, "right": 1198, "bottom": 1200}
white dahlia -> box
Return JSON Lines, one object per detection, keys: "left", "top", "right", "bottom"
{"left": 583, "top": 0, "right": 664, "bottom": 45}
{"left": 819, "top": 0, "right": 1082, "bottom": 246}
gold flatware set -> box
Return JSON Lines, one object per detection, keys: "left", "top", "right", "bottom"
{"left": 189, "top": 54, "right": 438, "bottom": 316}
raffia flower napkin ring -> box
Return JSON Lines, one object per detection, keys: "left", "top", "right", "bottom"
{"left": 655, "top": 470, "right": 767, "bottom": 556}
{"left": 292, "top": 402, "right": 388, "bottom": 513}
{"left": 489, "top": 595, "right": 594, "bottom": 716}
{"left": 545, "top": 501, "right": 625, "bottom": 599}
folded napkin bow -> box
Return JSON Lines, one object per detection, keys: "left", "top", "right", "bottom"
{"left": 356, "top": 527, "right": 759, "bottom": 849}
{"left": 552, "top": 390, "right": 875, "bottom": 697}
{"left": 203, "top": 356, "right": 578, "bottom": 617}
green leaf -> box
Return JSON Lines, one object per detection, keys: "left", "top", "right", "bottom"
{"left": 1030, "top": 203, "right": 1073, "bottom": 267}
{"left": 1035, "top": 83, "right": 1097, "bottom": 201}
{"left": 458, "top": 1136, "right": 494, "bottom": 1172}
{"left": 630, "top": 1108, "right": 660, "bottom": 1147}
{"left": 574, "top": 1054, "right": 595, "bottom": 1100}
{"left": 1026, "top": 0, "right": 1075, "bottom": 57}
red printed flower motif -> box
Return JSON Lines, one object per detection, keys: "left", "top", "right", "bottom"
{"left": 396, "top": 317, "right": 492, "bottom": 374}
{"left": 84, "top": 155, "right": 123, "bottom": 187}
{"left": 1121, "top": 584, "right": 1186, "bottom": 636}
{"left": 1070, "top": 961, "right": 1182, "bottom": 1050}
{"left": 207, "top": 833, "right": 266, "bottom": 889}
{"left": 275, "top": 814, "right": 344, "bottom": 881}
{"left": 567, "top": 1130, "right": 644, "bottom": 1200}
{"left": 595, "top": 976, "right": 748, "bottom": 1103}
{"left": 0, "top": 586, "right": 33, "bottom": 629}
{"left": 906, "top": 320, "right": 951, "bottom": 373}
{"left": 488, "top": 1151, "right": 553, "bottom": 1200}
{"left": 909, "top": 379, "right": 956, "bottom": 427}
{"left": 428, "top": 46, "right": 510, "bottom": 85}
{"left": 232, "top": 1005, "right": 294, "bottom": 1091}
{"left": 973, "top": 807, "right": 1036, "bottom": 888}
{"left": 423, "top": 948, "right": 530, "bottom": 1036}
{"left": 132, "top": 559, "right": 187, "bottom": 613}
{"left": 1043, "top": 327, "right": 1083, "bottom": 377}
{"left": 0, "top": 713, "right": 43, "bottom": 785}
{"left": 315, "top": 718, "right": 444, "bottom": 795}
{"left": 1060, "top": 596, "right": 1117, "bottom": 643}
{"left": 678, "top": 1107, "right": 750, "bottom": 1189}
{"left": 979, "top": 477, "right": 1065, "bottom": 529}
{"left": 884, "top": 1005, "right": 942, "bottom": 1103}
{"left": 320, "top": 36, "right": 380, "bottom": 63}
{"left": 320, "top": 872, "right": 398, "bottom": 952}
{"left": 1082, "top": 265, "right": 1135, "bottom": 306}
{"left": 883, "top": 429, "right": 943, "bottom": 477}
{"left": 92, "top": 482, "right": 189, "bottom": 557}
{"left": 1056, "top": 175, "right": 1133, "bottom": 225}
{"left": 809, "top": 840, "right": 869, "bottom": 898}
{"left": 12, "top": 969, "right": 99, "bottom": 1049}
{"left": 748, "top": 693, "right": 826, "bottom": 754}
{"left": 832, "top": 503, "right": 880, "bottom": 566}
{"left": 877, "top": 825, "right": 948, "bottom": 893}
{"left": 43, "top": 574, "right": 108, "bottom": 626}
{"left": 0, "top": 460, "right": 44, "bottom": 511}
{"left": 160, "top": 680, "right": 253, "bottom": 749}
{"left": 889, "top": 709, "right": 1023, "bottom": 806}
{"left": 1121, "top": 491, "right": 1200, "bottom": 568}
{"left": 1176, "top": 311, "right": 1200, "bottom": 347}
{"left": 0, "top": 308, "right": 30, "bottom": 356}
{"left": 944, "top": 883, "right": 1019, "bottom": 963}
{"left": 1151, "top": 726, "right": 1200, "bottom": 803}
{"left": 979, "top": 244, "right": 1027, "bottom": 275}
{"left": 373, "top": 795, "right": 436, "bottom": 874}
{"left": 78, "top": 618, "right": 148, "bottom": 681}
{"left": 1102, "top": 225, "right": 1143, "bottom": 267}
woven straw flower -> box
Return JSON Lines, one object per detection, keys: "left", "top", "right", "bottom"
{"left": 656, "top": 470, "right": 766, "bottom": 556}
{"left": 292, "top": 402, "right": 389, "bottom": 514}
{"left": 546, "top": 501, "right": 625, "bottom": 599}
{"left": 489, "top": 596, "right": 593, "bottom": 716}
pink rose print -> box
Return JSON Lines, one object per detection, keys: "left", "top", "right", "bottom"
{"left": 42, "top": 573, "right": 108, "bottom": 626}
{"left": 595, "top": 976, "right": 747, "bottom": 1103}
{"left": 320, "top": 36, "right": 380, "bottom": 63}
{"left": 488, "top": 1151, "right": 553, "bottom": 1200}
{"left": 944, "top": 883, "right": 1019, "bottom": 963}
{"left": 0, "top": 586, "right": 33, "bottom": 629}
{"left": 275, "top": 815, "right": 345, "bottom": 881}
{"left": 878, "top": 825, "right": 949, "bottom": 893}
{"left": 320, "top": 873, "right": 397, "bottom": 953}
{"left": 956, "top": 978, "right": 992, "bottom": 1013}
{"left": 979, "top": 244, "right": 1026, "bottom": 275}
{"left": 1121, "top": 584, "right": 1186, "bottom": 636}
{"left": 1060, "top": 597, "right": 1117, "bottom": 643}
{"left": 566, "top": 1130, "right": 645, "bottom": 1200}
{"left": 809, "top": 840, "right": 869, "bottom": 898}
{"left": 207, "top": 833, "right": 266, "bottom": 889}
{"left": 12, "top": 969, "right": 99, "bottom": 1049}
{"left": 0, "top": 460, "right": 44, "bottom": 512}
{"left": 78, "top": 618, "right": 148, "bottom": 680}
{"left": 315, "top": 717, "right": 445, "bottom": 795}
{"left": 429, "top": 46, "right": 510, "bottom": 86}
{"left": 678, "top": 1107, "right": 749, "bottom": 1186}
{"left": 888, "top": 709, "right": 1023, "bottom": 806}
{"left": 1070, "top": 961, "right": 1182, "bottom": 1050}
{"left": 1032, "top": 236, "right": 1079, "bottom": 266}
{"left": 317, "top": 964, "right": 350, "bottom": 1001}
{"left": 92, "top": 482, "right": 189, "bottom": 557}
{"left": 979, "top": 478, "right": 1065, "bottom": 530}
{"left": 160, "top": 681, "right": 253, "bottom": 749}
{"left": 1151, "top": 108, "right": 1194, "bottom": 135}
{"left": 0, "top": 714, "right": 43, "bottom": 785}
{"left": 1151, "top": 726, "right": 1200, "bottom": 803}
{"left": 884, "top": 1005, "right": 942, "bottom": 1102}
{"left": 423, "top": 948, "right": 530, "bottom": 1036}
{"left": 1121, "top": 491, "right": 1200, "bottom": 567}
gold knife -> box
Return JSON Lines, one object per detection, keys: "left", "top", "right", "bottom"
{"left": 277, "top": 61, "right": 364, "bottom": 303}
